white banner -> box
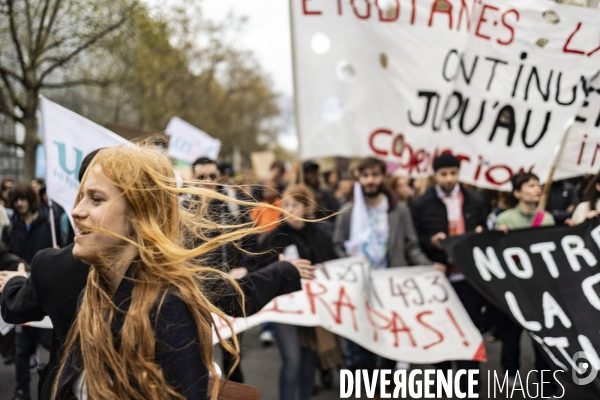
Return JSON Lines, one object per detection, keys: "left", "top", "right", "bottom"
{"left": 165, "top": 117, "right": 221, "bottom": 163}
{"left": 214, "top": 259, "right": 486, "bottom": 363}
{"left": 292, "top": 0, "right": 600, "bottom": 189}
{"left": 40, "top": 96, "right": 127, "bottom": 214}
{"left": 555, "top": 75, "right": 600, "bottom": 178}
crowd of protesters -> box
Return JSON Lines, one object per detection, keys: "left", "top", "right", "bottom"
{"left": 0, "top": 149, "right": 597, "bottom": 400}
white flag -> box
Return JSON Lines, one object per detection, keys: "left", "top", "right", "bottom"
{"left": 165, "top": 117, "right": 221, "bottom": 163}
{"left": 291, "top": 0, "right": 600, "bottom": 190}
{"left": 40, "top": 96, "right": 127, "bottom": 214}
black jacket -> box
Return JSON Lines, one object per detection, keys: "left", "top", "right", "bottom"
{"left": 54, "top": 265, "right": 208, "bottom": 400}
{"left": 545, "top": 180, "right": 580, "bottom": 225}
{"left": 1, "top": 206, "right": 56, "bottom": 264}
{"left": 410, "top": 186, "right": 487, "bottom": 265}
{"left": 253, "top": 222, "right": 338, "bottom": 270}
{"left": 1, "top": 244, "right": 300, "bottom": 400}
{"left": 0, "top": 241, "right": 25, "bottom": 272}
{"left": 1, "top": 244, "right": 89, "bottom": 400}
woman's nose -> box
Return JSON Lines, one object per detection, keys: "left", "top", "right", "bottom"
{"left": 71, "top": 201, "right": 87, "bottom": 220}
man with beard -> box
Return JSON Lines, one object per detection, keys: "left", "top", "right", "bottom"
{"left": 333, "top": 157, "right": 433, "bottom": 374}
{"left": 410, "top": 153, "right": 487, "bottom": 394}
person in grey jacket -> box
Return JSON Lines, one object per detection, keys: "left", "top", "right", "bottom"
{"left": 333, "top": 194, "right": 431, "bottom": 268}
{"left": 332, "top": 157, "right": 440, "bottom": 374}
{"left": 333, "top": 157, "right": 435, "bottom": 269}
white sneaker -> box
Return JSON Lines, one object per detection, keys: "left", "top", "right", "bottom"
{"left": 259, "top": 330, "right": 275, "bottom": 347}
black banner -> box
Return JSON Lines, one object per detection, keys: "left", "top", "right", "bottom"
{"left": 444, "top": 218, "right": 600, "bottom": 397}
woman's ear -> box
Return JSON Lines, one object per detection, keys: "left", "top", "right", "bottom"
{"left": 513, "top": 189, "right": 521, "bottom": 200}
{"left": 595, "top": 183, "right": 600, "bottom": 192}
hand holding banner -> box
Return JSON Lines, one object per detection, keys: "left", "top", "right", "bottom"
{"left": 214, "top": 258, "right": 486, "bottom": 364}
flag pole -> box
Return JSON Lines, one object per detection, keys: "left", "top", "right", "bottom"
{"left": 537, "top": 120, "right": 574, "bottom": 211}
{"left": 288, "top": 0, "right": 304, "bottom": 185}
{"left": 48, "top": 198, "right": 58, "bottom": 248}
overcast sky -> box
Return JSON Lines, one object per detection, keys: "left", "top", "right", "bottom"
{"left": 202, "top": 0, "right": 294, "bottom": 96}
{"left": 201, "top": 0, "right": 297, "bottom": 150}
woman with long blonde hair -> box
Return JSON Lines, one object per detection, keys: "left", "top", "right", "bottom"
{"left": 51, "top": 145, "right": 311, "bottom": 400}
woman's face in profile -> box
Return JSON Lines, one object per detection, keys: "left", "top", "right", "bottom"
{"left": 71, "top": 165, "right": 133, "bottom": 262}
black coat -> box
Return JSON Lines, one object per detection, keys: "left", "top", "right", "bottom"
{"left": 1, "top": 244, "right": 301, "bottom": 400}
{"left": 545, "top": 180, "right": 580, "bottom": 224}
{"left": 1, "top": 244, "right": 89, "bottom": 400}
{"left": 410, "top": 186, "right": 487, "bottom": 265}
{"left": 1, "top": 206, "right": 56, "bottom": 264}
{"left": 0, "top": 241, "right": 25, "bottom": 272}
{"left": 54, "top": 265, "right": 209, "bottom": 400}
{"left": 254, "top": 222, "right": 338, "bottom": 270}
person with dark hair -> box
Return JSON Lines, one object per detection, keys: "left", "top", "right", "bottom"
{"left": 1, "top": 178, "right": 15, "bottom": 203}
{"left": 323, "top": 168, "right": 340, "bottom": 192}
{"left": 2, "top": 182, "right": 52, "bottom": 263}
{"left": 0, "top": 243, "right": 25, "bottom": 367}
{"left": 189, "top": 156, "right": 251, "bottom": 382}
{"left": 269, "top": 160, "right": 287, "bottom": 191}
{"left": 494, "top": 172, "right": 555, "bottom": 394}
{"left": 217, "top": 161, "right": 234, "bottom": 181}
{"left": 334, "top": 156, "right": 433, "bottom": 377}
{"left": 543, "top": 179, "right": 579, "bottom": 225}
{"left": 410, "top": 153, "right": 488, "bottom": 394}
{"left": 569, "top": 171, "right": 600, "bottom": 225}
{"left": 192, "top": 156, "right": 219, "bottom": 190}
{"left": 31, "top": 179, "right": 45, "bottom": 200}
{"left": 2, "top": 182, "right": 54, "bottom": 400}
{"left": 495, "top": 173, "right": 554, "bottom": 231}
{"left": 302, "top": 160, "right": 339, "bottom": 234}
{"left": 254, "top": 184, "right": 335, "bottom": 400}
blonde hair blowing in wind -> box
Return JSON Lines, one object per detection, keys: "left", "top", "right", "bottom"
{"left": 53, "top": 144, "right": 272, "bottom": 400}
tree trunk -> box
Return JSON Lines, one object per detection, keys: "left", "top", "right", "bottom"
{"left": 22, "top": 111, "right": 39, "bottom": 182}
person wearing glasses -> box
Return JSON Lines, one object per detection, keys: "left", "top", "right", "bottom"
{"left": 190, "top": 156, "right": 250, "bottom": 383}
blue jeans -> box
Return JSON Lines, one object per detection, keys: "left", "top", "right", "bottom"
{"left": 15, "top": 326, "right": 52, "bottom": 394}
{"left": 272, "top": 323, "right": 317, "bottom": 400}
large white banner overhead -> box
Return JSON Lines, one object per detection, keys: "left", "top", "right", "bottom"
{"left": 165, "top": 117, "right": 221, "bottom": 163}
{"left": 555, "top": 75, "right": 600, "bottom": 178}
{"left": 292, "top": 0, "right": 600, "bottom": 189}
{"left": 214, "top": 259, "right": 486, "bottom": 363}
{"left": 40, "top": 96, "right": 127, "bottom": 213}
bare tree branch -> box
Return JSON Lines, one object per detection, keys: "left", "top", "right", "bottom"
{"left": 38, "top": 2, "right": 138, "bottom": 83}
{"left": 43, "top": 78, "right": 111, "bottom": 89}
{"left": 0, "top": 68, "right": 24, "bottom": 110}
{"left": 7, "top": 0, "right": 28, "bottom": 79}
{"left": 0, "top": 136, "right": 25, "bottom": 149}
{"left": 24, "top": 0, "right": 34, "bottom": 56}
{"left": 0, "top": 90, "right": 19, "bottom": 121}
{"left": 0, "top": 66, "right": 24, "bottom": 84}
{"left": 36, "top": 0, "right": 64, "bottom": 59}
{"left": 34, "top": 0, "right": 54, "bottom": 56}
